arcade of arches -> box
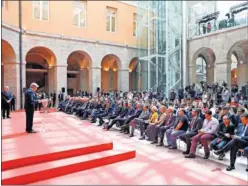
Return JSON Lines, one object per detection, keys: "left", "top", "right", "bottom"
{"left": 190, "top": 40, "right": 248, "bottom": 88}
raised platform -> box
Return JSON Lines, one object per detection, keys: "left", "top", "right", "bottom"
{"left": 2, "top": 111, "right": 248, "bottom": 185}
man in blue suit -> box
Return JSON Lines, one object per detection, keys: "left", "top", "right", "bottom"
{"left": 106, "top": 102, "right": 133, "bottom": 130}
{"left": 24, "top": 83, "right": 39, "bottom": 133}
{"left": 1, "top": 86, "right": 13, "bottom": 119}
{"left": 215, "top": 113, "right": 248, "bottom": 171}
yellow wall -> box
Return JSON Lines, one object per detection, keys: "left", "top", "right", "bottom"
{"left": 2, "top": 1, "right": 19, "bottom": 27}
{"left": 2, "top": 1, "right": 137, "bottom": 47}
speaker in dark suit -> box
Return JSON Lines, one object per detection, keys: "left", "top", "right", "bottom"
{"left": 24, "top": 83, "right": 39, "bottom": 133}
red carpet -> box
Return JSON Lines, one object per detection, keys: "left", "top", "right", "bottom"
{"left": 2, "top": 142, "right": 113, "bottom": 171}
{"left": 2, "top": 112, "right": 247, "bottom": 185}
{"left": 2, "top": 151, "right": 136, "bottom": 185}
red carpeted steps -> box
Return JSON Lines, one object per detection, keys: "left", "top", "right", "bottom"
{"left": 2, "top": 142, "right": 113, "bottom": 171}
{"left": 2, "top": 150, "right": 136, "bottom": 185}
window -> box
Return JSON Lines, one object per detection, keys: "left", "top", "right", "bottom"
{"left": 73, "top": 1, "right": 86, "bottom": 27}
{"left": 175, "top": 38, "right": 180, "bottom": 47}
{"left": 106, "top": 7, "right": 117, "bottom": 32}
{"left": 33, "top": 1, "right": 49, "bottom": 20}
{"left": 1, "top": 0, "right": 5, "bottom": 8}
{"left": 133, "top": 13, "right": 137, "bottom": 36}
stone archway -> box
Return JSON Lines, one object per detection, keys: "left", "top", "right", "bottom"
{"left": 67, "top": 51, "right": 91, "bottom": 96}
{"left": 25, "top": 47, "right": 57, "bottom": 95}
{"left": 101, "top": 54, "right": 121, "bottom": 92}
{"left": 227, "top": 40, "right": 248, "bottom": 88}
{"left": 129, "top": 57, "right": 139, "bottom": 91}
{"left": 1, "top": 39, "right": 19, "bottom": 106}
{"left": 190, "top": 47, "right": 216, "bottom": 85}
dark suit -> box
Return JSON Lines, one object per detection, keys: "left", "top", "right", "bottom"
{"left": 179, "top": 116, "right": 203, "bottom": 152}
{"left": 129, "top": 110, "right": 150, "bottom": 135}
{"left": 210, "top": 122, "right": 235, "bottom": 150}
{"left": 1, "top": 91, "right": 12, "bottom": 118}
{"left": 121, "top": 109, "right": 142, "bottom": 132}
{"left": 158, "top": 114, "right": 177, "bottom": 144}
{"left": 221, "top": 123, "right": 248, "bottom": 166}
{"left": 24, "top": 88, "right": 37, "bottom": 132}
{"left": 107, "top": 107, "right": 130, "bottom": 129}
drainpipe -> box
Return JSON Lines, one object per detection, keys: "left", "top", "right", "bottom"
{"left": 19, "top": 0, "right": 23, "bottom": 109}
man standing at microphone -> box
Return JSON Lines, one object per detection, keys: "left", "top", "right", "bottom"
{"left": 24, "top": 82, "right": 40, "bottom": 133}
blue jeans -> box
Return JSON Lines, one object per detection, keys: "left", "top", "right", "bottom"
{"left": 210, "top": 138, "right": 228, "bottom": 150}
{"left": 244, "top": 146, "right": 248, "bottom": 157}
{"left": 166, "top": 129, "right": 186, "bottom": 147}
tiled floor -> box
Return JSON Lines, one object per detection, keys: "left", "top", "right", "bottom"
{"left": 2, "top": 111, "right": 248, "bottom": 185}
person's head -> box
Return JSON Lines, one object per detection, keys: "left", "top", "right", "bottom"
{"left": 167, "top": 107, "right": 174, "bottom": 114}
{"left": 205, "top": 110, "right": 212, "bottom": 120}
{"left": 128, "top": 102, "right": 132, "bottom": 108}
{"left": 222, "top": 107, "right": 230, "bottom": 115}
{"left": 237, "top": 108, "right": 245, "bottom": 116}
{"left": 240, "top": 113, "right": 248, "bottom": 126}
{"left": 223, "top": 115, "right": 230, "bottom": 126}
{"left": 160, "top": 106, "right": 166, "bottom": 113}
{"left": 143, "top": 105, "right": 149, "bottom": 111}
{"left": 4, "top": 86, "right": 9, "bottom": 92}
{"left": 151, "top": 106, "right": 158, "bottom": 113}
{"left": 178, "top": 109, "right": 185, "bottom": 117}
{"left": 136, "top": 103, "right": 141, "bottom": 109}
{"left": 191, "top": 109, "right": 199, "bottom": 117}
{"left": 30, "top": 82, "right": 39, "bottom": 92}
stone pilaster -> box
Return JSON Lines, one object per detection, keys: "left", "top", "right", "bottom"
{"left": 118, "top": 68, "right": 129, "bottom": 92}
{"left": 55, "top": 65, "right": 67, "bottom": 98}
{"left": 90, "top": 66, "right": 101, "bottom": 95}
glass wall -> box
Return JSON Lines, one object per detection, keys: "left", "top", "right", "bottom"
{"left": 136, "top": 1, "right": 183, "bottom": 96}
{"left": 188, "top": 1, "right": 248, "bottom": 38}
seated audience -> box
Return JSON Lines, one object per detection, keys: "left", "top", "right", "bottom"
{"left": 165, "top": 109, "right": 189, "bottom": 149}
{"left": 179, "top": 109, "right": 203, "bottom": 154}
{"left": 185, "top": 110, "right": 219, "bottom": 159}
{"left": 215, "top": 113, "right": 248, "bottom": 171}
{"left": 210, "top": 115, "right": 235, "bottom": 160}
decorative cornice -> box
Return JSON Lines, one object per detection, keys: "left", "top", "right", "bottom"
{"left": 2, "top": 22, "right": 138, "bottom": 50}
{"left": 2, "top": 22, "right": 20, "bottom": 33}
{"left": 188, "top": 24, "right": 248, "bottom": 41}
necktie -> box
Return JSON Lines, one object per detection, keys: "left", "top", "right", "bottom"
{"left": 190, "top": 118, "right": 196, "bottom": 130}
{"left": 242, "top": 126, "right": 247, "bottom": 137}
{"left": 166, "top": 115, "right": 171, "bottom": 125}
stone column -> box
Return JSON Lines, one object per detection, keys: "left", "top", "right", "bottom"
{"left": 48, "top": 65, "right": 55, "bottom": 94}
{"left": 79, "top": 68, "right": 87, "bottom": 91}
{"left": 90, "top": 66, "right": 101, "bottom": 95}
{"left": 118, "top": 68, "right": 129, "bottom": 92}
{"left": 188, "top": 64, "right": 196, "bottom": 84}
{"left": 3, "top": 61, "right": 21, "bottom": 109}
{"left": 237, "top": 63, "right": 248, "bottom": 87}
{"left": 55, "top": 65, "right": 67, "bottom": 101}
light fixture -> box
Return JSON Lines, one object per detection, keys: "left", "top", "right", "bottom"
{"left": 129, "top": 69, "right": 132, "bottom": 72}
{"left": 104, "top": 68, "right": 109, "bottom": 71}
{"left": 113, "top": 68, "right": 117, "bottom": 72}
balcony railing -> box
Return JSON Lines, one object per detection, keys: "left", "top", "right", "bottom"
{"left": 189, "top": 16, "right": 248, "bottom": 38}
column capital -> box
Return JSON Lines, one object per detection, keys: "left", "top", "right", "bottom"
{"left": 54, "top": 64, "right": 68, "bottom": 67}
{"left": 2, "top": 61, "right": 21, "bottom": 65}
{"left": 118, "top": 68, "right": 129, "bottom": 72}
{"left": 90, "top": 66, "right": 101, "bottom": 70}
